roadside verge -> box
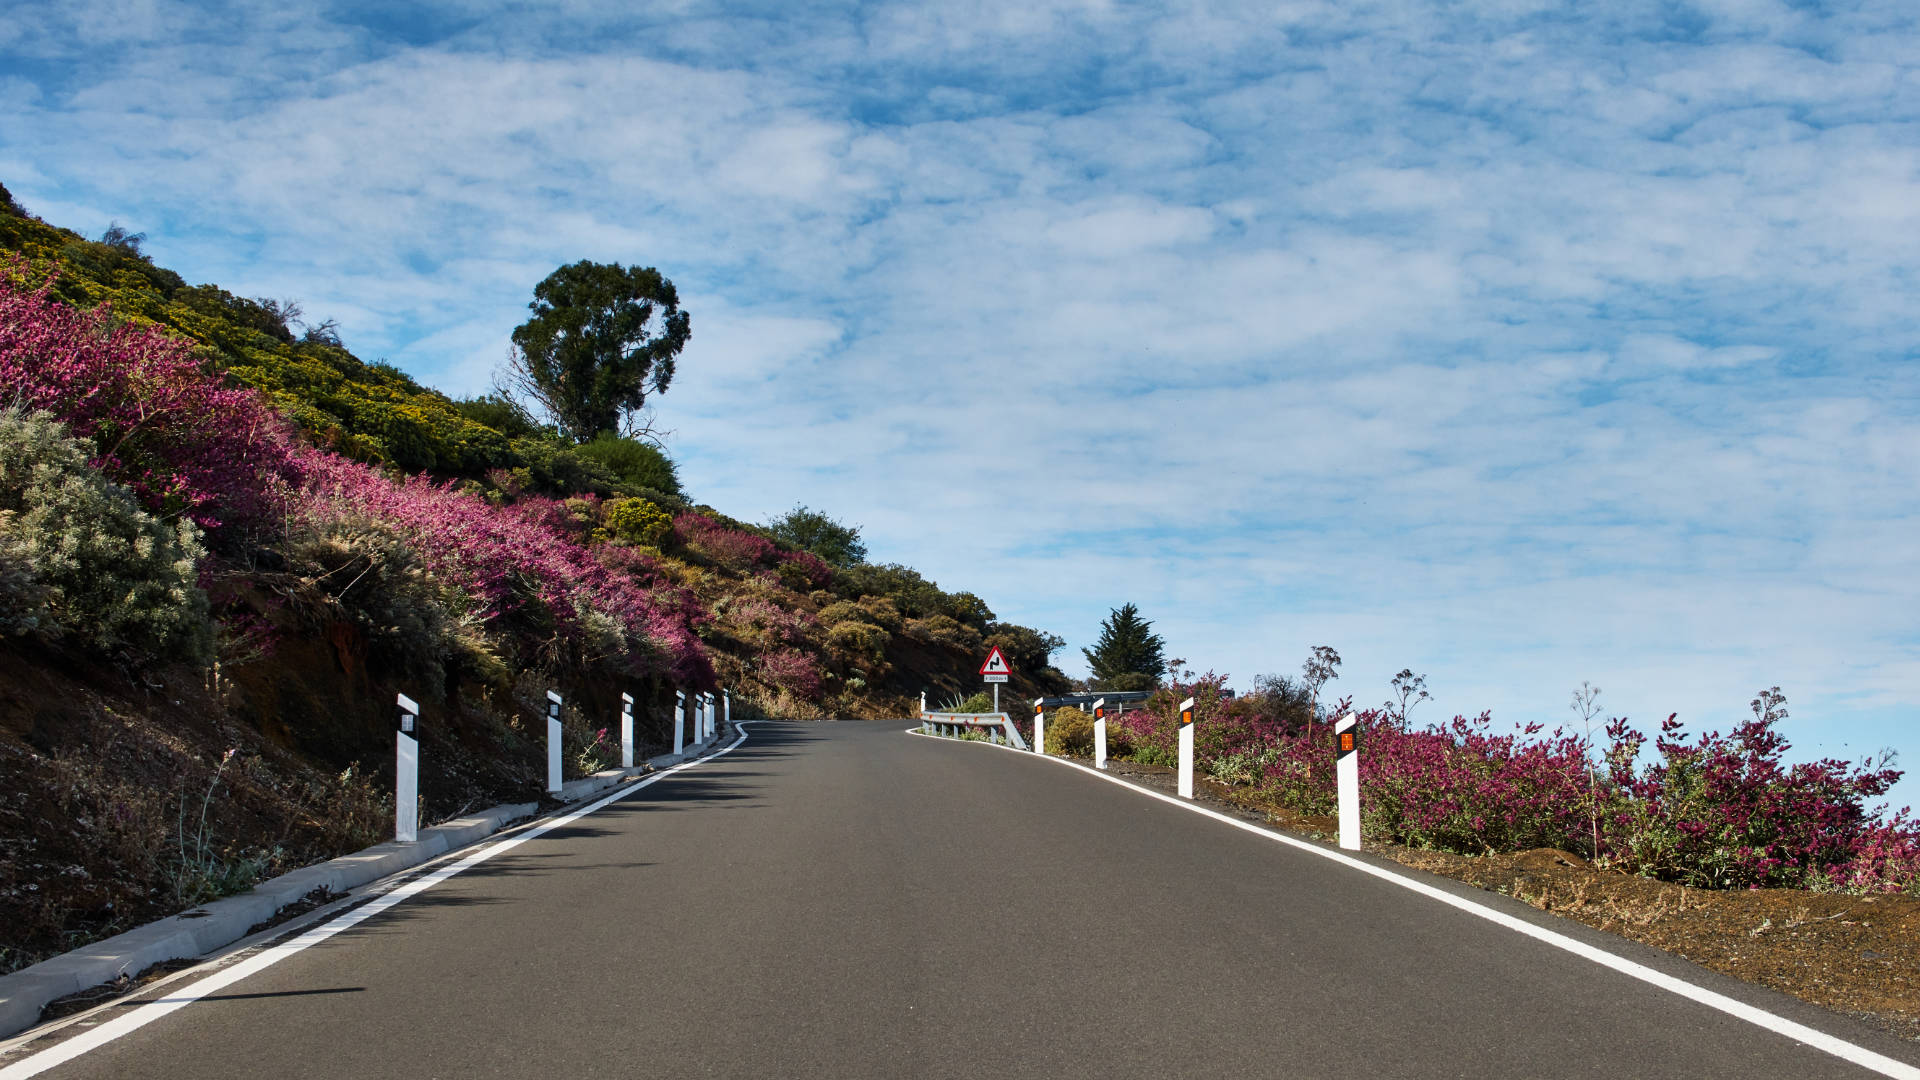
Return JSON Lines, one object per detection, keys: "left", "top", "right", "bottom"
{"left": 0, "top": 739, "right": 727, "bottom": 1039}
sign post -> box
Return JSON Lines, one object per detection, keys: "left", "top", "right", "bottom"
{"left": 546, "top": 690, "right": 563, "bottom": 795}
{"left": 1336, "top": 713, "right": 1360, "bottom": 851}
{"left": 1092, "top": 697, "right": 1107, "bottom": 771}
{"left": 673, "top": 689, "right": 686, "bottom": 756}
{"left": 981, "top": 646, "right": 1011, "bottom": 714}
{"left": 1177, "top": 697, "right": 1196, "bottom": 799}
{"left": 620, "top": 692, "right": 634, "bottom": 769}
{"left": 1032, "top": 699, "right": 1046, "bottom": 756}
{"left": 395, "top": 692, "right": 419, "bottom": 843}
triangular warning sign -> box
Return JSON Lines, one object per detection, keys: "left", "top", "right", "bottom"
{"left": 980, "top": 646, "right": 1012, "bottom": 676}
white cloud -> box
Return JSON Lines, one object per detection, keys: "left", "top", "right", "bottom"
{"left": 5, "top": 0, "right": 1918, "bottom": 807}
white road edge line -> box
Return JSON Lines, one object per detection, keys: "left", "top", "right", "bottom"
{"left": 907, "top": 726, "right": 1920, "bottom": 1080}
{"left": 0, "top": 724, "right": 758, "bottom": 1080}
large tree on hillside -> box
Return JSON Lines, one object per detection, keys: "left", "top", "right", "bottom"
{"left": 1082, "top": 603, "right": 1166, "bottom": 691}
{"left": 504, "top": 260, "right": 691, "bottom": 442}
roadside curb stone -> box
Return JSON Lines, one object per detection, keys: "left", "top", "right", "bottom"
{"left": 0, "top": 744, "right": 709, "bottom": 1040}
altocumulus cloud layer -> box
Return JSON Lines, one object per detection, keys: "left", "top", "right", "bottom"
{"left": 2, "top": 0, "right": 1916, "bottom": 804}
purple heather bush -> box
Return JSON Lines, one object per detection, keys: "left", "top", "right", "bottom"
{"left": 297, "top": 450, "right": 713, "bottom": 686}
{"left": 1112, "top": 674, "right": 1918, "bottom": 893}
{"left": 0, "top": 266, "right": 301, "bottom": 538}
{"left": 673, "top": 512, "right": 777, "bottom": 571}
{"left": 757, "top": 646, "right": 822, "bottom": 700}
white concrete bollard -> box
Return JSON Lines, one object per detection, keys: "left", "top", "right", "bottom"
{"left": 395, "top": 692, "right": 420, "bottom": 843}
{"left": 673, "top": 689, "right": 686, "bottom": 756}
{"left": 724, "top": 688, "right": 731, "bottom": 734}
{"left": 919, "top": 691, "right": 926, "bottom": 717}
{"left": 620, "top": 692, "right": 634, "bottom": 769}
{"left": 1094, "top": 718, "right": 1108, "bottom": 770}
{"left": 1336, "top": 713, "right": 1360, "bottom": 851}
{"left": 1032, "top": 699, "right": 1046, "bottom": 755}
{"left": 1177, "top": 696, "right": 1196, "bottom": 799}
{"left": 546, "top": 690, "right": 564, "bottom": 794}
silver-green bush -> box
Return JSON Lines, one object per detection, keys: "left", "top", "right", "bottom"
{"left": 0, "top": 407, "right": 210, "bottom": 659}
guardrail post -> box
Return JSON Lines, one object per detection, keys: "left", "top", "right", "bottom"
{"left": 1336, "top": 713, "right": 1360, "bottom": 851}
{"left": 546, "top": 690, "right": 564, "bottom": 795}
{"left": 395, "top": 692, "right": 419, "bottom": 842}
{"left": 674, "top": 689, "right": 686, "bottom": 755}
{"left": 620, "top": 692, "right": 634, "bottom": 769}
{"left": 1177, "top": 696, "right": 1195, "bottom": 799}
{"left": 1032, "top": 699, "right": 1046, "bottom": 755}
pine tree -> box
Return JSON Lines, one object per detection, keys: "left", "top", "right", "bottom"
{"left": 1082, "top": 603, "right": 1166, "bottom": 690}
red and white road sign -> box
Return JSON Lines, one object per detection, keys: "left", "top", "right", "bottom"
{"left": 980, "top": 646, "right": 1011, "bottom": 682}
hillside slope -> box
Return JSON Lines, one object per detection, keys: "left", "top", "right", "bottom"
{"left": 0, "top": 183, "right": 1068, "bottom": 973}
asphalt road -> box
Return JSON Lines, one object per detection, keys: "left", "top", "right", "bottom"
{"left": 8, "top": 719, "right": 1920, "bottom": 1079}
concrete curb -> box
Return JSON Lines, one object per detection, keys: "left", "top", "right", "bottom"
{"left": 0, "top": 740, "right": 724, "bottom": 1040}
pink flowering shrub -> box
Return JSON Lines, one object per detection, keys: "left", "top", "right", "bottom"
{"left": 1122, "top": 676, "right": 1918, "bottom": 893}
{"left": 0, "top": 267, "right": 300, "bottom": 536}
{"left": 721, "top": 596, "right": 818, "bottom": 650}
{"left": 1601, "top": 701, "right": 1912, "bottom": 889}
{"left": 757, "top": 647, "right": 822, "bottom": 700}
{"left": 777, "top": 549, "right": 833, "bottom": 589}
{"left": 1358, "top": 710, "right": 1595, "bottom": 855}
{"left": 673, "top": 512, "right": 777, "bottom": 571}
{"left": 296, "top": 450, "right": 712, "bottom": 685}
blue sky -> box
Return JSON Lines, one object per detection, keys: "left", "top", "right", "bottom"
{"left": 3, "top": 0, "right": 1917, "bottom": 810}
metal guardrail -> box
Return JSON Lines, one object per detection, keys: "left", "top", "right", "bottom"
{"left": 918, "top": 711, "right": 1030, "bottom": 751}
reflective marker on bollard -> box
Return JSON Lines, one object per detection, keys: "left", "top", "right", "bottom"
{"left": 1177, "top": 697, "right": 1196, "bottom": 799}
{"left": 395, "top": 692, "right": 420, "bottom": 843}
{"left": 620, "top": 692, "right": 634, "bottom": 769}
{"left": 1336, "top": 713, "right": 1360, "bottom": 851}
{"left": 546, "top": 690, "right": 563, "bottom": 794}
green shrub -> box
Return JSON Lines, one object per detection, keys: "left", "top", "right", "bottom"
{"left": 0, "top": 407, "right": 210, "bottom": 659}
{"left": 825, "top": 620, "right": 890, "bottom": 664}
{"left": 1045, "top": 707, "right": 1094, "bottom": 756}
{"left": 905, "top": 614, "right": 983, "bottom": 653}
{"left": 855, "top": 595, "right": 903, "bottom": 632}
{"left": 817, "top": 600, "right": 863, "bottom": 625}
{"left": 953, "top": 691, "right": 996, "bottom": 714}
{"left": 283, "top": 510, "right": 459, "bottom": 691}
{"left": 602, "top": 497, "right": 672, "bottom": 546}
{"left": 575, "top": 433, "right": 682, "bottom": 498}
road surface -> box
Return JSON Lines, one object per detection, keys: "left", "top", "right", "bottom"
{"left": 5, "top": 719, "right": 1917, "bottom": 1078}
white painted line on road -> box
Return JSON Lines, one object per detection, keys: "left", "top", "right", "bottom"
{"left": 0, "top": 724, "right": 758, "bottom": 1080}
{"left": 909, "top": 727, "right": 1920, "bottom": 1080}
